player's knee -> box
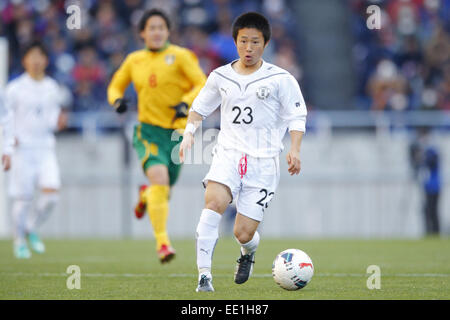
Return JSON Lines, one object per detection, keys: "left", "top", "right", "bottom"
{"left": 146, "top": 165, "right": 169, "bottom": 185}
{"left": 233, "top": 228, "right": 254, "bottom": 244}
{"left": 204, "top": 198, "right": 227, "bottom": 214}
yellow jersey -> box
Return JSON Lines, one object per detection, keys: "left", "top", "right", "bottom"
{"left": 107, "top": 43, "right": 206, "bottom": 130}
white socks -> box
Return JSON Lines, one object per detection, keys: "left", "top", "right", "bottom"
{"left": 237, "top": 230, "right": 260, "bottom": 255}
{"left": 11, "top": 193, "right": 59, "bottom": 245}
{"left": 11, "top": 199, "right": 32, "bottom": 245}
{"left": 26, "top": 193, "right": 59, "bottom": 232}
{"left": 196, "top": 208, "right": 222, "bottom": 276}
{"left": 195, "top": 207, "right": 262, "bottom": 282}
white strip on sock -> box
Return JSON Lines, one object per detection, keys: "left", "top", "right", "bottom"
{"left": 237, "top": 230, "right": 260, "bottom": 255}
{"left": 196, "top": 208, "right": 222, "bottom": 273}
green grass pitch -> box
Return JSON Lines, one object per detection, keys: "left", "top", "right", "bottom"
{"left": 0, "top": 237, "right": 449, "bottom": 299}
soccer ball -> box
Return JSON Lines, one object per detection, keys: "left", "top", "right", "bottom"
{"left": 272, "top": 248, "right": 314, "bottom": 290}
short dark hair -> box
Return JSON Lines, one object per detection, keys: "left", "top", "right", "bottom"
{"left": 21, "top": 40, "right": 49, "bottom": 59}
{"left": 232, "top": 12, "right": 271, "bottom": 44}
{"left": 138, "top": 8, "right": 171, "bottom": 32}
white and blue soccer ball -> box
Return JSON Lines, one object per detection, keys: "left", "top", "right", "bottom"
{"left": 272, "top": 249, "right": 314, "bottom": 290}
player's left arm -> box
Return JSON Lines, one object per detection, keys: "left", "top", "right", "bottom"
{"left": 279, "top": 74, "right": 307, "bottom": 176}
{"left": 56, "top": 110, "right": 68, "bottom": 131}
{"left": 171, "top": 50, "right": 207, "bottom": 121}
{"left": 287, "top": 130, "right": 303, "bottom": 175}
{"left": 47, "top": 83, "right": 68, "bottom": 132}
{"left": 55, "top": 84, "right": 73, "bottom": 131}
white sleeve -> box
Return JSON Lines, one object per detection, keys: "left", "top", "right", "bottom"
{"left": 279, "top": 75, "right": 307, "bottom": 132}
{"left": 0, "top": 90, "right": 15, "bottom": 155}
{"left": 190, "top": 71, "right": 221, "bottom": 119}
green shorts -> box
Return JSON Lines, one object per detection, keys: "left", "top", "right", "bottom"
{"left": 133, "top": 123, "right": 183, "bottom": 186}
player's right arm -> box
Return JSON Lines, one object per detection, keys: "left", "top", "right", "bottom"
{"left": 179, "top": 111, "right": 203, "bottom": 163}
{"left": 0, "top": 89, "right": 14, "bottom": 171}
{"left": 179, "top": 71, "right": 222, "bottom": 163}
{"left": 107, "top": 55, "right": 133, "bottom": 113}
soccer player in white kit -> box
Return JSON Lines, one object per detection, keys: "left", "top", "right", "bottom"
{"left": 179, "top": 12, "right": 307, "bottom": 292}
{"left": 4, "top": 41, "right": 67, "bottom": 259}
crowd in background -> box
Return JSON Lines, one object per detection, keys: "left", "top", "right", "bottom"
{"left": 351, "top": 0, "right": 450, "bottom": 111}
{"left": 0, "top": 0, "right": 302, "bottom": 114}
{"left": 0, "top": 0, "right": 448, "bottom": 114}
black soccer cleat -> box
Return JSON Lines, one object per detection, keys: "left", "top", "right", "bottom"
{"left": 234, "top": 252, "right": 255, "bottom": 284}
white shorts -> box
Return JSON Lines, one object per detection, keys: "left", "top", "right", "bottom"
{"left": 8, "top": 148, "right": 61, "bottom": 198}
{"left": 203, "top": 144, "right": 280, "bottom": 222}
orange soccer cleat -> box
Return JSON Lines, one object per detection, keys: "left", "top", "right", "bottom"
{"left": 158, "top": 244, "right": 176, "bottom": 263}
{"left": 134, "top": 185, "right": 148, "bottom": 219}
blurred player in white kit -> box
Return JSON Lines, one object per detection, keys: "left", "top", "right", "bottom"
{"left": 179, "top": 12, "right": 307, "bottom": 292}
{"left": 3, "top": 41, "right": 68, "bottom": 259}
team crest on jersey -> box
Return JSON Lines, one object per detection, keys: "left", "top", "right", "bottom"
{"left": 256, "top": 86, "right": 270, "bottom": 100}
{"left": 165, "top": 54, "right": 175, "bottom": 65}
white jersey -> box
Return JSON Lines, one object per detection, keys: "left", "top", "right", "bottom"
{"left": 4, "top": 73, "right": 63, "bottom": 149}
{"left": 191, "top": 60, "right": 307, "bottom": 158}
{"left": 0, "top": 89, "right": 14, "bottom": 155}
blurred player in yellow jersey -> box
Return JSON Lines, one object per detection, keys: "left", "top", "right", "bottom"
{"left": 107, "top": 9, "right": 206, "bottom": 263}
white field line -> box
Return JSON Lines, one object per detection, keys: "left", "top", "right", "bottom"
{"left": 1, "top": 272, "right": 449, "bottom": 278}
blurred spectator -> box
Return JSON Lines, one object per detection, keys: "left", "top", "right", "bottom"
{"left": 422, "top": 144, "right": 441, "bottom": 235}
{"left": 351, "top": 0, "right": 450, "bottom": 111}
{"left": 183, "top": 26, "right": 222, "bottom": 74}
{"left": 72, "top": 28, "right": 95, "bottom": 52}
{"left": 424, "top": 26, "right": 450, "bottom": 86}
{"left": 115, "top": 0, "right": 145, "bottom": 27}
{"left": 437, "top": 61, "right": 450, "bottom": 110}
{"left": 50, "top": 36, "right": 76, "bottom": 86}
{"left": 274, "top": 43, "right": 303, "bottom": 82}
{"left": 93, "top": 2, "right": 128, "bottom": 59}
{"left": 72, "top": 46, "right": 107, "bottom": 111}
{"left": 367, "top": 59, "right": 409, "bottom": 110}
{"left": 409, "top": 127, "right": 442, "bottom": 236}
{"left": 208, "top": 10, "right": 239, "bottom": 64}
